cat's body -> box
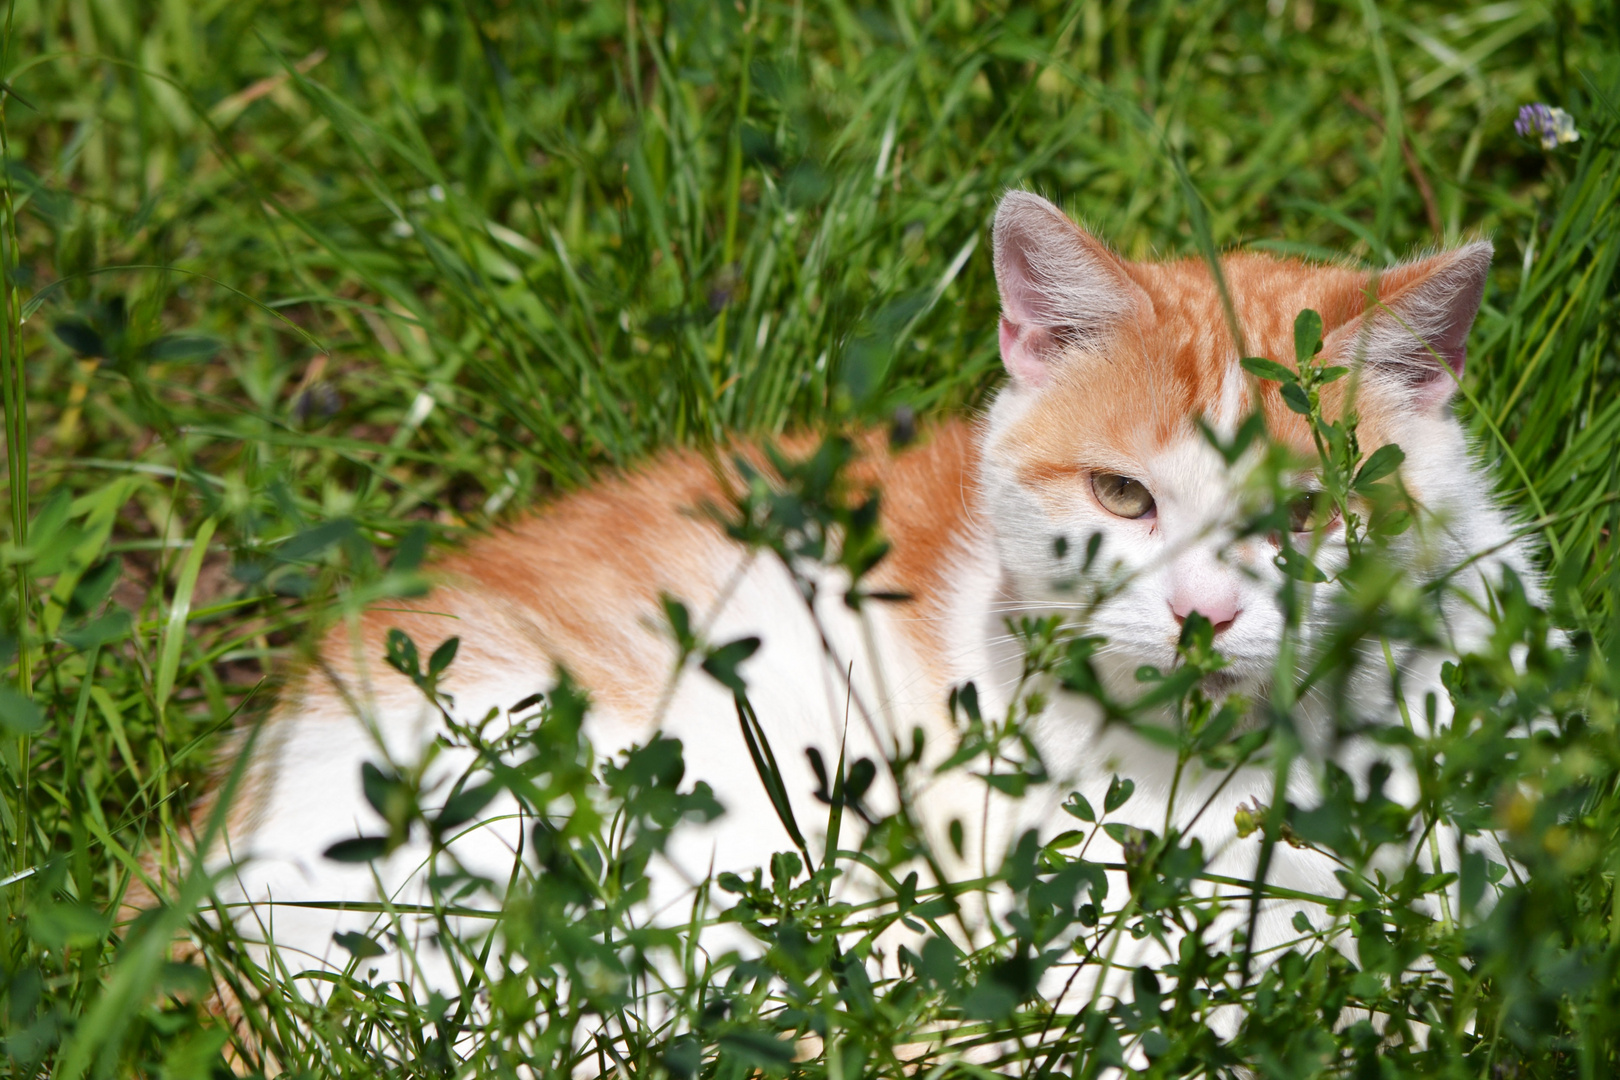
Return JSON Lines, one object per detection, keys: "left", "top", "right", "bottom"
{"left": 205, "top": 193, "right": 1536, "bottom": 1015}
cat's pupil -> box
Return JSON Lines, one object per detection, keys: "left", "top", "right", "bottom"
{"left": 1092, "top": 473, "right": 1155, "bottom": 519}
{"left": 1287, "top": 490, "right": 1332, "bottom": 532}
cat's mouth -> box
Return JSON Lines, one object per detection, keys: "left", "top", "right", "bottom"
{"left": 1200, "top": 670, "right": 1242, "bottom": 694}
{"left": 1196, "top": 661, "right": 1271, "bottom": 698}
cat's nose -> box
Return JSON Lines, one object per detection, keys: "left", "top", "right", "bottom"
{"left": 1169, "top": 597, "right": 1241, "bottom": 635}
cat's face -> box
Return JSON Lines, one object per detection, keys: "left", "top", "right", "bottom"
{"left": 979, "top": 192, "right": 1491, "bottom": 698}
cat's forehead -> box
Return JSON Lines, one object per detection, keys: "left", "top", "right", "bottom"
{"left": 1127, "top": 254, "right": 1370, "bottom": 382}
{"left": 1003, "top": 254, "right": 1388, "bottom": 470}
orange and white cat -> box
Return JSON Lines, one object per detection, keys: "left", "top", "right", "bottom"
{"left": 206, "top": 191, "right": 1534, "bottom": 999}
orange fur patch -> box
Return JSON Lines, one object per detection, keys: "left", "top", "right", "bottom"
{"left": 864, "top": 420, "right": 981, "bottom": 673}
{"left": 1005, "top": 252, "right": 1416, "bottom": 478}
{"left": 331, "top": 451, "right": 738, "bottom": 726}
{"left": 301, "top": 430, "right": 981, "bottom": 732}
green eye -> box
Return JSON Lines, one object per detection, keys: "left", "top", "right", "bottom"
{"left": 1092, "top": 473, "right": 1155, "bottom": 519}
{"left": 1287, "top": 490, "right": 1337, "bottom": 533}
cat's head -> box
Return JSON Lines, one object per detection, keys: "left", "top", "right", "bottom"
{"left": 979, "top": 191, "right": 1493, "bottom": 697}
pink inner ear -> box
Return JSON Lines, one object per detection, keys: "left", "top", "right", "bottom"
{"left": 1396, "top": 300, "right": 1473, "bottom": 410}
{"left": 1410, "top": 361, "right": 1461, "bottom": 413}
{"left": 1400, "top": 276, "right": 1480, "bottom": 410}
{"left": 991, "top": 191, "right": 1144, "bottom": 389}
{"left": 997, "top": 235, "right": 1063, "bottom": 327}
{"left": 1428, "top": 315, "right": 1469, "bottom": 380}
{"left": 996, "top": 236, "right": 1069, "bottom": 387}
{"left": 1342, "top": 240, "right": 1492, "bottom": 412}
{"left": 999, "top": 317, "right": 1057, "bottom": 387}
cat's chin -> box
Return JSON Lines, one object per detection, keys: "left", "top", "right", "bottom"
{"left": 1091, "top": 643, "right": 1271, "bottom": 703}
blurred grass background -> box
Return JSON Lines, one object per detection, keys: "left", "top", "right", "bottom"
{"left": 0, "top": 0, "right": 1617, "bottom": 1074}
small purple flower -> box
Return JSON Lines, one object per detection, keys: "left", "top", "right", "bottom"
{"left": 1516, "top": 103, "right": 1580, "bottom": 151}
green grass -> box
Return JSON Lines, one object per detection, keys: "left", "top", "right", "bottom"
{"left": 1, "top": 1, "right": 1619, "bottom": 1076}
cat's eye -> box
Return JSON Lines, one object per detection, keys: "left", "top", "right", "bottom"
{"left": 1287, "top": 490, "right": 1338, "bottom": 533}
{"left": 1092, "top": 473, "right": 1156, "bottom": 520}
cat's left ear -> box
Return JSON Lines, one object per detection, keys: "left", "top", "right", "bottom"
{"left": 992, "top": 191, "right": 1148, "bottom": 387}
{"left": 1325, "top": 240, "right": 1492, "bottom": 412}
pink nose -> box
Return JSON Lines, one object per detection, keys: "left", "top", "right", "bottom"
{"left": 1169, "top": 596, "right": 1241, "bottom": 635}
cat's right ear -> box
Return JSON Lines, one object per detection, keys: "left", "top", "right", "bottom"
{"left": 992, "top": 192, "right": 1145, "bottom": 387}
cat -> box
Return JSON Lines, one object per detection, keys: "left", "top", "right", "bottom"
{"left": 190, "top": 190, "right": 1536, "bottom": 1028}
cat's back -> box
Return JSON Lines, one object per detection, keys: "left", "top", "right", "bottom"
{"left": 214, "top": 420, "right": 983, "bottom": 985}
{"left": 321, "top": 419, "right": 981, "bottom": 731}
{"left": 408, "top": 446, "right": 741, "bottom": 725}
